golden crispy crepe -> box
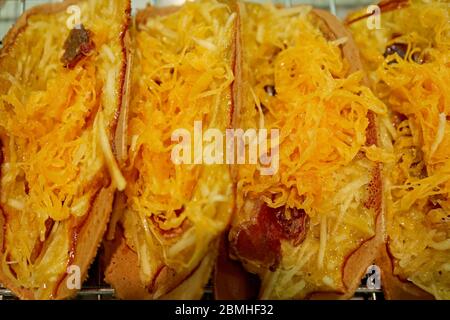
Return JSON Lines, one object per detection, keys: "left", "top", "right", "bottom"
{"left": 219, "top": 2, "right": 387, "bottom": 299}
{"left": 104, "top": 0, "right": 236, "bottom": 299}
{"left": 347, "top": 0, "right": 450, "bottom": 300}
{"left": 0, "top": 0, "right": 130, "bottom": 299}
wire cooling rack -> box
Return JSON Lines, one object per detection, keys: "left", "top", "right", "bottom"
{"left": 0, "top": 0, "right": 381, "bottom": 300}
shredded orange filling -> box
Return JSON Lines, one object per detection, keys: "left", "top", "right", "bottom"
{"left": 0, "top": 0, "right": 127, "bottom": 298}
{"left": 121, "top": 0, "right": 234, "bottom": 297}
{"left": 233, "top": 3, "right": 386, "bottom": 299}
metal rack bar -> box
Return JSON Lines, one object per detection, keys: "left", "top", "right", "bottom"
{"left": 0, "top": 286, "right": 383, "bottom": 300}
{"left": 329, "top": 0, "right": 337, "bottom": 15}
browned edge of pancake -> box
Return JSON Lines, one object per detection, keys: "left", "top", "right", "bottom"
{"left": 104, "top": 1, "right": 237, "bottom": 300}
{"left": 376, "top": 242, "right": 433, "bottom": 299}
{"left": 103, "top": 222, "right": 220, "bottom": 300}
{"left": 0, "top": 0, "right": 130, "bottom": 299}
{"left": 214, "top": 6, "right": 384, "bottom": 300}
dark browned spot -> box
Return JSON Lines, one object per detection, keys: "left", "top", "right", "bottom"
{"left": 232, "top": 202, "right": 308, "bottom": 271}
{"left": 274, "top": 206, "right": 309, "bottom": 246}
{"left": 366, "top": 111, "right": 378, "bottom": 146}
{"left": 384, "top": 43, "right": 408, "bottom": 60}
{"left": 61, "top": 24, "right": 95, "bottom": 69}
{"left": 150, "top": 206, "right": 189, "bottom": 239}
{"left": 384, "top": 42, "right": 423, "bottom": 64}
{"left": 392, "top": 111, "right": 407, "bottom": 128}
{"left": 264, "top": 85, "right": 276, "bottom": 97}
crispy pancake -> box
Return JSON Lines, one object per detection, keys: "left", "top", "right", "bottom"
{"left": 346, "top": 0, "right": 450, "bottom": 300}
{"left": 0, "top": 0, "right": 130, "bottom": 299}
{"left": 104, "top": 0, "right": 237, "bottom": 299}
{"left": 217, "top": 3, "right": 386, "bottom": 300}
